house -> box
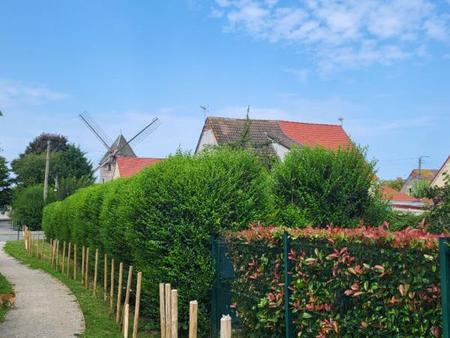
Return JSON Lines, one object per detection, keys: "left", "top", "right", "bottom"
{"left": 431, "top": 155, "right": 450, "bottom": 188}
{"left": 195, "top": 116, "right": 352, "bottom": 159}
{"left": 381, "top": 186, "right": 429, "bottom": 215}
{"left": 113, "top": 156, "right": 162, "bottom": 179}
{"left": 400, "top": 168, "right": 438, "bottom": 195}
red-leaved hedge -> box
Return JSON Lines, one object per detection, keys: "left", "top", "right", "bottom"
{"left": 225, "top": 225, "right": 442, "bottom": 337}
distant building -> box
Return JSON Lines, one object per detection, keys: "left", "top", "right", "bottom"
{"left": 99, "top": 135, "right": 136, "bottom": 183}
{"left": 195, "top": 116, "right": 352, "bottom": 159}
{"left": 431, "top": 155, "right": 450, "bottom": 188}
{"left": 400, "top": 168, "right": 438, "bottom": 195}
{"left": 381, "top": 186, "right": 429, "bottom": 215}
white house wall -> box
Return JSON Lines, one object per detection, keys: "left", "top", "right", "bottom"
{"left": 272, "top": 142, "right": 290, "bottom": 160}
{"left": 196, "top": 129, "right": 218, "bottom": 153}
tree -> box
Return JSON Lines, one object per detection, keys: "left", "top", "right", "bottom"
{"left": 11, "top": 185, "right": 55, "bottom": 230}
{"left": 382, "top": 177, "right": 405, "bottom": 191}
{"left": 273, "top": 146, "right": 388, "bottom": 227}
{"left": 23, "top": 133, "right": 68, "bottom": 156}
{"left": 0, "top": 155, "right": 12, "bottom": 211}
{"left": 410, "top": 179, "right": 430, "bottom": 198}
{"left": 11, "top": 141, "right": 93, "bottom": 187}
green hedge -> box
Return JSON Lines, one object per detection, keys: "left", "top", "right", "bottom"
{"left": 42, "top": 148, "right": 273, "bottom": 334}
{"left": 225, "top": 225, "right": 441, "bottom": 337}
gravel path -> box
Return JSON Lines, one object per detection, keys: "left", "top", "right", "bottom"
{"left": 0, "top": 242, "right": 85, "bottom": 338}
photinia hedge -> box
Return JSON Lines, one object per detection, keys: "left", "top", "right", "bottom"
{"left": 225, "top": 225, "right": 442, "bottom": 337}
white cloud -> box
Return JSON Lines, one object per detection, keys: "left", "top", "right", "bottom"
{"left": 283, "top": 67, "right": 309, "bottom": 82}
{"left": 0, "top": 80, "right": 68, "bottom": 107}
{"left": 211, "top": 0, "right": 450, "bottom": 71}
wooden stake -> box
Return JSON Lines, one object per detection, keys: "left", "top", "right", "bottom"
{"left": 171, "top": 289, "right": 178, "bottom": 338}
{"left": 93, "top": 249, "right": 99, "bottom": 295}
{"left": 116, "top": 262, "right": 124, "bottom": 323}
{"left": 67, "top": 242, "right": 71, "bottom": 277}
{"left": 62, "top": 241, "right": 66, "bottom": 273}
{"left": 123, "top": 304, "right": 129, "bottom": 338}
{"left": 124, "top": 266, "right": 133, "bottom": 306}
{"left": 165, "top": 283, "right": 171, "bottom": 338}
{"left": 56, "top": 240, "right": 59, "bottom": 268}
{"left": 74, "top": 244, "right": 77, "bottom": 280}
{"left": 85, "top": 247, "right": 90, "bottom": 288}
{"left": 220, "top": 315, "right": 232, "bottom": 338}
{"left": 160, "top": 283, "right": 166, "bottom": 338}
{"left": 189, "top": 301, "right": 198, "bottom": 338}
{"left": 81, "top": 246, "right": 85, "bottom": 280}
{"left": 110, "top": 258, "right": 115, "bottom": 310}
{"left": 132, "top": 272, "right": 142, "bottom": 338}
{"left": 104, "top": 253, "right": 108, "bottom": 301}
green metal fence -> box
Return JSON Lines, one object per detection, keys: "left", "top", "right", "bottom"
{"left": 440, "top": 237, "right": 450, "bottom": 338}
{"left": 213, "top": 234, "right": 450, "bottom": 338}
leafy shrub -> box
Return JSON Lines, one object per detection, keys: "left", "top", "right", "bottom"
{"left": 225, "top": 225, "right": 441, "bottom": 338}
{"left": 425, "top": 174, "right": 450, "bottom": 233}
{"left": 12, "top": 184, "right": 55, "bottom": 230}
{"left": 272, "top": 146, "right": 384, "bottom": 227}
{"left": 42, "top": 148, "right": 273, "bottom": 335}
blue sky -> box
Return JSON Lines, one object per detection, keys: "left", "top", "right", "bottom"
{"left": 0, "top": 0, "right": 449, "bottom": 179}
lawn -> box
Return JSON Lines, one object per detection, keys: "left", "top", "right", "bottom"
{"left": 0, "top": 271, "right": 13, "bottom": 321}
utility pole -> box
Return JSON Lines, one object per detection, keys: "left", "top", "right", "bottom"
{"left": 43, "top": 140, "right": 51, "bottom": 201}
{"left": 418, "top": 155, "right": 429, "bottom": 180}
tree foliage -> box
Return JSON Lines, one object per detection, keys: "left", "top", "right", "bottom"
{"left": 0, "top": 156, "right": 12, "bottom": 210}
{"left": 23, "top": 133, "right": 68, "bottom": 155}
{"left": 11, "top": 185, "right": 55, "bottom": 230}
{"left": 382, "top": 177, "right": 405, "bottom": 191}
{"left": 12, "top": 143, "right": 93, "bottom": 187}
{"left": 425, "top": 174, "right": 450, "bottom": 233}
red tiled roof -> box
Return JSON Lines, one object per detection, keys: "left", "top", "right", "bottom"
{"left": 116, "top": 156, "right": 163, "bottom": 177}
{"left": 278, "top": 121, "right": 351, "bottom": 150}
{"left": 381, "top": 186, "right": 420, "bottom": 202}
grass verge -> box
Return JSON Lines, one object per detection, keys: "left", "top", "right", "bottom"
{"left": 0, "top": 271, "right": 13, "bottom": 321}
{"left": 4, "top": 240, "right": 123, "bottom": 338}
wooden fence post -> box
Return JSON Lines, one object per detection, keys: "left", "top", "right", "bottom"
{"left": 165, "top": 283, "right": 172, "bottom": 338}
{"left": 67, "top": 242, "right": 71, "bottom": 277}
{"left": 85, "top": 247, "right": 90, "bottom": 288}
{"left": 132, "top": 272, "right": 142, "bottom": 338}
{"left": 62, "top": 241, "right": 66, "bottom": 273}
{"left": 123, "top": 304, "right": 130, "bottom": 338}
{"left": 110, "top": 258, "right": 115, "bottom": 311}
{"left": 56, "top": 240, "right": 60, "bottom": 268}
{"left": 189, "top": 301, "right": 198, "bottom": 338}
{"left": 171, "top": 289, "right": 178, "bottom": 338}
{"left": 116, "top": 262, "right": 124, "bottom": 323}
{"left": 160, "top": 283, "right": 166, "bottom": 338}
{"left": 122, "top": 266, "right": 133, "bottom": 330}
{"left": 104, "top": 253, "right": 108, "bottom": 301}
{"left": 81, "top": 246, "right": 85, "bottom": 281}
{"left": 74, "top": 244, "right": 77, "bottom": 280}
{"left": 220, "top": 315, "right": 232, "bottom": 338}
{"left": 93, "top": 249, "right": 99, "bottom": 295}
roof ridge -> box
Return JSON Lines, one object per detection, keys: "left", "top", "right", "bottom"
{"left": 207, "top": 116, "right": 343, "bottom": 127}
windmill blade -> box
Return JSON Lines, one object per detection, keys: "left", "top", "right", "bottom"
{"left": 79, "top": 112, "right": 113, "bottom": 150}
{"left": 115, "top": 117, "right": 160, "bottom": 154}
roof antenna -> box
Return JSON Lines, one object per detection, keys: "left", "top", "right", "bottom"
{"left": 200, "top": 105, "right": 209, "bottom": 118}
{"left": 338, "top": 117, "right": 344, "bottom": 126}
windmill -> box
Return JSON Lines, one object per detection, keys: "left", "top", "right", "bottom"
{"left": 79, "top": 112, "right": 160, "bottom": 182}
